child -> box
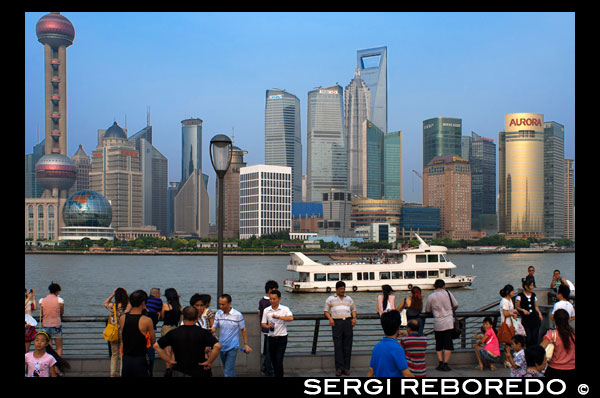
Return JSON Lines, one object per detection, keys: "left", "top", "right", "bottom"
{"left": 25, "top": 331, "right": 70, "bottom": 377}
{"left": 523, "top": 344, "right": 546, "bottom": 377}
{"left": 473, "top": 317, "right": 501, "bottom": 371}
{"left": 505, "top": 334, "right": 527, "bottom": 377}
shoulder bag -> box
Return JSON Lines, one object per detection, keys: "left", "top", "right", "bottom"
{"left": 399, "top": 298, "right": 408, "bottom": 327}
{"left": 497, "top": 317, "right": 515, "bottom": 345}
{"left": 545, "top": 329, "right": 557, "bottom": 361}
{"left": 103, "top": 303, "right": 120, "bottom": 342}
{"left": 446, "top": 290, "right": 461, "bottom": 339}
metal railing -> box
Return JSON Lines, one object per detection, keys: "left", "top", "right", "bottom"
{"left": 31, "top": 302, "right": 502, "bottom": 359}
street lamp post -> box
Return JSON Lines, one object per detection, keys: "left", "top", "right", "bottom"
{"left": 210, "top": 134, "right": 232, "bottom": 301}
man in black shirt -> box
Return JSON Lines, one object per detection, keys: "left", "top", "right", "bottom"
{"left": 154, "top": 306, "right": 221, "bottom": 377}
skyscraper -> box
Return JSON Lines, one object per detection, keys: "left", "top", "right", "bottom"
{"left": 383, "top": 130, "right": 402, "bottom": 201}
{"left": 357, "top": 46, "right": 387, "bottom": 133}
{"left": 498, "top": 113, "right": 545, "bottom": 238}
{"left": 564, "top": 158, "right": 575, "bottom": 241}
{"left": 422, "top": 117, "right": 462, "bottom": 169}
{"left": 467, "top": 132, "right": 496, "bottom": 231}
{"left": 344, "top": 68, "right": 371, "bottom": 196}
{"left": 219, "top": 146, "right": 247, "bottom": 239}
{"left": 71, "top": 144, "right": 90, "bottom": 193}
{"left": 265, "top": 89, "right": 302, "bottom": 202}
{"left": 544, "top": 121, "right": 565, "bottom": 239}
{"left": 181, "top": 118, "right": 203, "bottom": 184}
{"left": 306, "top": 84, "right": 347, "bottom": 202}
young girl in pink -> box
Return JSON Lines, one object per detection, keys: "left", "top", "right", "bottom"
{"left": 25, "top": 332, "right": 57, "bottom": 377}
{"left": 473, "top": 317, "right": 501, "bottom": 371}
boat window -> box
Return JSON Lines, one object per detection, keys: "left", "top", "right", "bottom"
{"left": 357, "top": 273, "right": 363, "bottom": 281}
{"left": 428, "top": 254, "right": 438, "bottom": 262}
{"left": 327, "top": 273, "right": 340, "bottom": 281}
{"left": 314, "top": 273, "right": 326, "bottom": 282}
{"left": 405, "top": 271, "right": 415, "bottom": 279}
{"left": 417, "top": 271, "right": 427, "bottom": 279}
{"left": 380, "top": 272, "right": 390, "bottom": 280}
{"left": 370, "top": 272, "right": 375, "bottom": 280}
{"left": 440, "top": 254, "right": 448, "bottom": 262}
{"left": 392, "top": 271, "right": 403, "bottom": 279}
{"left": 428, "top": 270, "right": 439, "bottom": 278}
{"left": 341, "top": 273, "right": 353, "bottom": 281}
{"left": 299, "top": 272, "right": 309, "bottom": 282}
{"left": 416, "top": 255, "right": 427, "bottom": 263}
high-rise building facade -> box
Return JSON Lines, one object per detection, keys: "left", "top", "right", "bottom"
{"left": 181, "top": 118, "right": 203, "bottom": 184}
{"left": 384, "top": 130, "right": 402, "bottom": 201}
{"left": 544, "top": 121, "right": 565, "bottom": 239}
{"left": 467, "top": 132, "right": 496, "bottom": 231}
{"left": 25, "top": 140, "right": 46, "bottom": 198}
{"left": 218, "top": 146, "right": 247, "bottom": 239}
{"left": 344, "top": 69, "right": 371, "bottom": 196}
{"left": 90, "top": 122, "right": 143, "bottom": 231}
{"left": 239, "top": 165, "right": 291, "bottom": 239}
{"left": 357, "top": 46, "right": 387, "bottom": 133}
{"left": 422, "top": 117, "right": 462, "bottom": 169}
{"left": 423, "top": 155, "right": 471, "bottom": 240}
{"left": 319, "top": 188, "right": 354, "bottom": 237}
{"left": 306, "top": 85, "right": 347, "bottom": 202}
{"left": 71, "top": 144, "right": 90, "bottom": 194}
{"left": 498, "top": 113, "right": 545, "bottom": 238}
{"left": 129, "top": 123, "right": 168, "bottom": 235}
{"left": 564, "top": 158, "right": 575, "bottom": 241}
{"left": 265, "top": 89, "right": 302, "bottom": 203}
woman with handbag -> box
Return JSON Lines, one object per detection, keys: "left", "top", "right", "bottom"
{"left": 397, "top": 286, "right": 424, "bottom": 334}
{"left": 540, "top": 309, "right": 575, "bottom": 378}
{"left": 103, "top": 288, "right": 131, "bottom": 377}
{"left": 498, "top": 285, "right": 517, "bottom": 364}
{"left": 376, "top": 285, "right": 396, "bottom": 317}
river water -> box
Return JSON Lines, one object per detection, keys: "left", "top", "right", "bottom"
{"left": 24, "top": 253, "right": 575, "bottom": 317}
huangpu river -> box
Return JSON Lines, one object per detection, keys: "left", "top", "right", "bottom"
{"left": 24, "top": 253, "right": 574, "bottom": 317}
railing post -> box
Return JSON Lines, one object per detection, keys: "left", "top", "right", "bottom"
{"left": 311, "top": 319, "right": 321, "bottom": 355}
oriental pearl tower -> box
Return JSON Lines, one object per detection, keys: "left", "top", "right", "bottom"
{"left": 34, "top": 12, "right": 77, "bottom": 198}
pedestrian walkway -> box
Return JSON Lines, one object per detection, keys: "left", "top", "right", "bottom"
{"left": 285, "top": 365, "right": 510, "bottom": 378}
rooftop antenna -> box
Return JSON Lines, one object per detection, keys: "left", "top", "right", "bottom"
{"left": 231, "top": 127, "right": 235, "bottom": 145}
{"left": 147, "top": 106, "right": 151, "bottom": 127}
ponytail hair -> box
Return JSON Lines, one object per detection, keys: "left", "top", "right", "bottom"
{"left": 499, "top": 284, "right": 514, "bottom": 298}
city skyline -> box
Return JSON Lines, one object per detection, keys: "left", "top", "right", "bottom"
{"left": 25, "top": 12, "right": 575, "bottom": 218}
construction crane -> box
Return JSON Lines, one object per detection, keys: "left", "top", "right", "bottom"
{"left": 412, "top": 170, "right": 422, "bottom": 180}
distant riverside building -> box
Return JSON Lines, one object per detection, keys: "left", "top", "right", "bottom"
{"left": 564, "top": 158, "right": 575, "bottom": 241}
{"left": 239, "top": 165, "right": 291, "bottom": 239}
{"left": 464, "top": 132, "right": 496, "bottom": 232}
{"left": 422, "top": 117, "right": 462, "bottom": 169}
{"left": 498, "top": 113, "right": 545, "bottom": 239}
{"left": 350, "top": 197, "right": 403, "bottom": 238}
{"left": 319, "top": 188, "right": 354, "bottom": 237}
{"left": 59, "top": 190, "right": 114, "bottom": 241}
{"left": 398, "top": 204, "right": 441, "bottom": 241}
{"left": 544, "top": 121, "right": 565, "bottom": 239}
{"left": 355, "top": 223, "right": 397, "bottom": 244}
{"left": 219, "top": 146, "right": 247, "bottom": 239}
{"left": 361, "top": 120, "right": 402, "bottom": 200}
{"left": 384, "top": 130, "right": 402, "bottom": 201}
{"left": 167, "top": 181, "right": 179, "bottom": 234}
{"left": 357, "top": 46, "right": 387, "bottom": 133}
{"left": 423, "top": 155, "right": 471, "bottom": 240}
{"left": 71, "top": 144, "right": 90, "bottom": 194}
{"left": 129, "top": 120, "right": 168, "bottom": 236}
{"left": 265, "top": 89, "right": 302, "bottom": 203}
{"left": 90, "top": 122, "right": 143, "bottom": 232}
{"left": 345, "top": 68, "right": 371, "bottom": 196}
{"left": 174, "top": 118, "right": 209, "bottom": 237}
{"left": 307, "top": 84, "right": 347, "bottom": 202}
{"left": 292, "top": 202, "right": 323, "bottom": 234}
{"left": 25, "top": 140, "right": 46, "bottom": 199}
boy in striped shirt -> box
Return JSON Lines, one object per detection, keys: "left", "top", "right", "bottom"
{"left": 399, "top": 319, "right": 427, "bottom": 377}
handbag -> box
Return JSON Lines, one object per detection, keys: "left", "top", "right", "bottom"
{"left": 513, "top": 318, "right": 526, "bottom": 337}
{"left": 545, "top": 329, "right": 557, "bottom": 361}
{"left": 103, "top": 303, "right": 119, "bottom": 342}
{"left": 497, "top": 317, "right": 515, "bottom": 345}
{"left": 400, "top": 308, "right": 408, "bottom": 327}
{"left": 446, "top": 290, "right": 461, "bottom": 339}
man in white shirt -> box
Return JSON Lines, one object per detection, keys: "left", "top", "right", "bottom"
{"left": 551, "top": 283, "right": 575, "bottom": 322}
{"left": 261, "top": 289, "right": 293, "bottom": 377}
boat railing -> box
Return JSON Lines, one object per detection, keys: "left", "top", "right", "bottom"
{"left": 31, "top": 302, "right": 509, "bottom": 359}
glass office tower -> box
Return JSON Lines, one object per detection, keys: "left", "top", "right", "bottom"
{"left": 384, "top": 130, "right": 402, "bottom": 201}
{"left": 265, "top": 89, "right": 302, "bottom": 203}
{"left": 498, "top": 113, "right": 545, "bottom": 238}
{"left": 468, "top": 131, "right": 496, "bottom": 231}
{"left": 181, "top": 118, "right": 203, "bottom": 184}
{"left": 544, "top": 121, "right": 565, "bottom": 239}
{"left": 357, "top": 46, "right": 387, "bottom": 133}
{"left": 306, "top": 84, "right": 347, "bottom": 202}
{"left": 422, "top": 117, "right": 463, "bottom": 169}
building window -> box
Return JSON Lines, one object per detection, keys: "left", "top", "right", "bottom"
{"left": 48, "top": 205, "right": 55, "bottom": 219}
{"left": 28, "top": 205, "right": 34, "bottom": 219}
{"left": 38, "top": 205, "right": 44, "bottom": 219}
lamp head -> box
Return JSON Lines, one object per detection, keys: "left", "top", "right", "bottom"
{"left": 210, "top": 134, "right": 233, "bottom": 177}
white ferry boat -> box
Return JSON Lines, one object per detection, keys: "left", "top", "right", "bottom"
{"left": 283, "top": 235, "right": 476, "bottom": 293}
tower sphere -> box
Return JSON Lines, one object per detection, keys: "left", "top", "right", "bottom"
{"left": 35, "top": 154, "right": 77, "bottom": 191}
{"left": 36, "top": 12, "right": 75, "bottom": 47}
{"left": 63, "top": 190, "right": 112, "bottom": 227}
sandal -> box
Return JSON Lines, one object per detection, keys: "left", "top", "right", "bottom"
{"left": 475, "top": 364, "right": 484, "bottom": 371}
{"left": 490, "top": 364, "right": 496, "bottom": 371}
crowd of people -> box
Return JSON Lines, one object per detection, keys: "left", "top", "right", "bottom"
{"left": 25, "top": 266, "right": 574, "bottom": 378}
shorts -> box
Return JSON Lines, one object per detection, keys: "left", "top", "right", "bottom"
{"left": 479, "top": 349, "right": 500, "bottom": 363}
{"left": 434, "top": 329, "right": 454, "bottom": 352}
{"left": 41, "top": 325, "right": 63, "bottom": 338}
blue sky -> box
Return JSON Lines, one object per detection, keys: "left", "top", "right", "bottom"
{"left": 25, "top": 12, "right": 575, "bottom": 221}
